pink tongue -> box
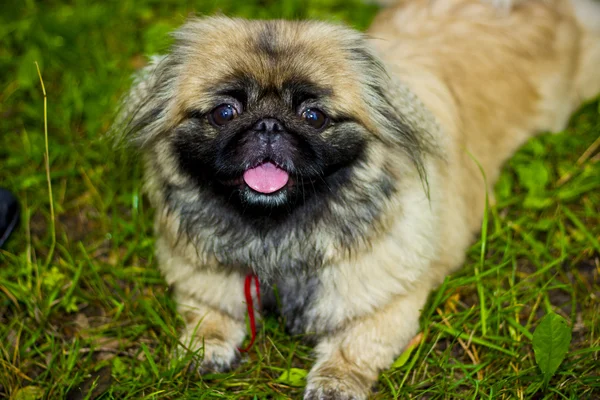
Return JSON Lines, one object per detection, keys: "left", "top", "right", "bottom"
{"left": 243, "top": 162, "right": 289, "bottom": 194}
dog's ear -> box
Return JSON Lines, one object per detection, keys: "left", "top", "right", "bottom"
{"left": 110, "top": 17, "right": 241, "bottom": 149}
{"left": 111, "top": 55, "right": 178, "bottom": 148}
{"left": 345, "top": 41, "right": 434, "bottom": 183}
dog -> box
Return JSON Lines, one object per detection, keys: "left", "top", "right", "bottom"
{"left": 114, "top": 0, "right": 600, "bottom": 398}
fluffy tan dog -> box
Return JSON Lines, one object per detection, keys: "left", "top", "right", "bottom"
{"left": 115, "top": 0, "right": 600, "bottom": 398}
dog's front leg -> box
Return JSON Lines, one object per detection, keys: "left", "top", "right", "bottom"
{"left": 303, "top": 280, "right": 432, "bottom": 400}
{"left": 156, "top": 238, "right": 249, "bottom": 373}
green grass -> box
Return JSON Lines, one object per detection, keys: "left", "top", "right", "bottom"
{"left": 1, "top": 1, "right": 599, "bottom": 399}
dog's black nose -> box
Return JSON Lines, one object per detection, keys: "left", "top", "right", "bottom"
{"left": 253, "top": 118, "right": 283, "bottom": 133}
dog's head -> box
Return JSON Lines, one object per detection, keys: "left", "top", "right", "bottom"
{"left": 117, "top": 17, "right": 428, "bottom": 216}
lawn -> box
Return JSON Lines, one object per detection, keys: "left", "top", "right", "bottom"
{"left": 1, "top": 1, "right": 599, "bottom": 399}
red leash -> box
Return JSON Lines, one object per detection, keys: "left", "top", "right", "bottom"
{"left": 238, "top": 273, "right": 260, "bottom": 353}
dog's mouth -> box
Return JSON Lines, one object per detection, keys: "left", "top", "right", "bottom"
{"left": 219, "top": 160, "right": 296, "bottom": 195}
{"left": 243, "top": 161, "right": 290, "bottom": 194}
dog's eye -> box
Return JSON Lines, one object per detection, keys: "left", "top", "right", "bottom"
{"left": 210, "top": 104, "right": 238, "bottom": 126}
{"left": 301, "top": 108, "right": 328, "bottom": 130}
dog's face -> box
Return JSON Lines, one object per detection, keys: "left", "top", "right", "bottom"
{"left": 171, "top": 20, "right": 375, "bottom": 209}
{"left": 120, "top": 17, "right": 427, "bottom": 231}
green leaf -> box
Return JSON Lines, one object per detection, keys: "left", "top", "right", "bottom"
{"left": 13, "top": 386, "right": 44, "bottom": 400}
{"left": 276, "top": 368, "right": 308, "bottom": 387}
{"left": 41, "top": 266, "right": 66, "bottom": 289}
{"left": 515, "top": 160, "right": 549, "bottom": 194}
{"left": 391, "top": 338, "right": 419, "bottom": 369}
{"left": 523, "top": 195, "right": 553, "bottom": 210}
{"left": 112, "top": 356, "right": 128, "bottom": 378}
{"left": 532, "top": 313, "right": 572, "bottom": 387}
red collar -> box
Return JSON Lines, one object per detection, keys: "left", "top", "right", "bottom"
{"left": 238, "top": 273, "right": 260, "bottom": 352}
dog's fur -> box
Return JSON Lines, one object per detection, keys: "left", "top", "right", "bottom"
{"left": 115, "top": 0, "right": 600, "bottom": 398}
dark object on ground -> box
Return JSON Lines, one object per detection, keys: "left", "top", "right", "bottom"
{"left": 0, "top": 188, "right": 19, "bottom": 248}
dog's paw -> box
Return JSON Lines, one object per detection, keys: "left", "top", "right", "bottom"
{"left": 197, "top": 341, "right": 241, "bottom": 374}
{"left": 177, "top": 337, "right": 241, "bottom": 374}
{"left": 304, "top": 379, "right": 365, "bottom": 400}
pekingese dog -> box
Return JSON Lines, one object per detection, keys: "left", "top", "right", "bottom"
{"left": 114, "top": 0, "right": 600, "bottom": 398}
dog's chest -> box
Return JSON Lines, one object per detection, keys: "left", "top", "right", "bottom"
{"left": 261, "top": 275, "right": 321, "bottom": 336}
